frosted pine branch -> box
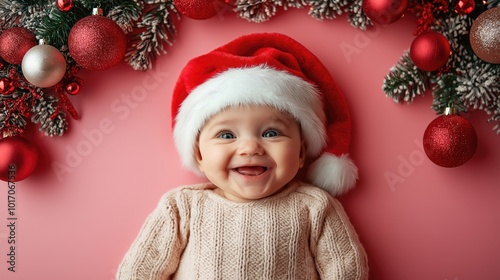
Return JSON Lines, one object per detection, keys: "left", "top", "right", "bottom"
{"left": 308, "top": 0, "right": 348, "bottom": 20}
{"left": 383, "top": 51, "right": 429, "bottom": 103}
{"left": 31, "top": 93, "right": 68, "bottom": 137}
{"left": 125, "top": 1, "right": 178, "bottom": 70}
{"left": 346, "top": 0, "right": 372, "bottom": 30}
{"left": 235, "top": 0, "right": 283, "bottom": 22}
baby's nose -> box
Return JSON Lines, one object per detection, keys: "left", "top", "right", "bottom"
{"left": 237, "top": 139, "right": 264, "bottom": 156}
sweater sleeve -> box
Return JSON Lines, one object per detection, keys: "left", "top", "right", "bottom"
{"left": 313, "top": 195, "right": 369, "bottom": 280}
{"left": 116, "top": 191, "right": 189, "bottom": 280}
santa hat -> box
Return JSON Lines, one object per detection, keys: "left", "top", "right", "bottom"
{"left": 171, "top": 33, "right": 358, "bottom": 196}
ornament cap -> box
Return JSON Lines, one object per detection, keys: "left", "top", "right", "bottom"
{"left": 92, "top": 7, "right": 103, "bottom": 16}
{"left": 38, "top": 38, "right": 47, "bottom": 45}
{"left": 444, "top": 107, "right": 458, "bottom": 115}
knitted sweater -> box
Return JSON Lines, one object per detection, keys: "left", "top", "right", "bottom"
{"left": 116, "top": 181, "right": 368, "bottom": 280}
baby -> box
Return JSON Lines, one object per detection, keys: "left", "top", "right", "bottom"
{"left": 116, "top": 33, "right": 368, "bottom": 279}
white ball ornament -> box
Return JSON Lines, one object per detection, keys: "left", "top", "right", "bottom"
{"left": 21, "top": 40, "right": 67, "bottom": 88}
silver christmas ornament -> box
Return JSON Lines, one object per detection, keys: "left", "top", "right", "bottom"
{"left": 21, "top": 40, "right": 66, "bottom": 88}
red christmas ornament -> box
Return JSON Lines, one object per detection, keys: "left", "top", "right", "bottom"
{"left": 0, "top": 27, "right": 37, "bottom": 65}
{"left": 68, "top": 8, "right": 127, "bottom": 71}
{"left": 174, "top": 0, "right": 219, "bottom": 20}
{"left": 0, "top": 136, "right": 39, "bottom": 182}
{"left": 65, "top": 81, "right": 81, "bottom": 95}
{"left": 423, "top": 108, "right": 477, "bottom": 168}
{"left": 410, "top": 31, "right": 451, "bottom": 71}
{"left": 57, "top": 0, "right": 74, "bottom": 12}
{"left": 0, "top": 78, "right": 15, "bottom": 95}
{"left": 362, "top": 0, "right": 409, "bottom": 25}
{"left": 454, "top": 0, "right": 475, "bottom": 15}
{"left": 469, "top": 7, "right": 500, "bottom": 64}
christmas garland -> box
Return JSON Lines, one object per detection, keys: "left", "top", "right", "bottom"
{"left": 0, "top": 0, "right": 499, "bottom": 181}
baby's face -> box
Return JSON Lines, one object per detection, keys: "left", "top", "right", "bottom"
{"left": 195, "top": 105, "right": 305, "bottom": 202}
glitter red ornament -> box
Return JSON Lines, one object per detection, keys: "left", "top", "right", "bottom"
{"left": 454, "top": 0, "right": 475, "bottom": 15}
{"left": 423, "top": 108, "right": 477, "bottom": 168}
{"left": 68, "top": 8, "right": 127, "bottom": 71}
{"left": 57, "top": 0, "right": 74, "bottom": 12}
{"left": 0, "top": 135, "right": 39, "bottom": 182}
{"left": 174, "top": 0, "right": 219, "bottom": 20}
{"left": 362, "top": 0, "right": 409, "bottom": 25}
{"left": 469, "top": 7, "right": 500, "bottom": 64}
{"left": 0, "top": 27, "right": 37, "bottom": 65}
{"left": 410, "top": 31, "right": 451, "bottom": 71}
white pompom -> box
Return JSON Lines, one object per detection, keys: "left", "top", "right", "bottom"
{"left": 307, "top": 153, "right": 358, "bottom": 196}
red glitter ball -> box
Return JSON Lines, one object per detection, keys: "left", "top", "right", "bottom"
{"left": 68, "top": 15, "right": 127, "bottom": 71}
{"left": 423, "top": 114, "right": 477, "bottom": 168}
{"left": 0, "top": 27, "right": 37, "bottom": 65}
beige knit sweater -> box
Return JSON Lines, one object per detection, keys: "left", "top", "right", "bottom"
{"left": 116, "top": 181, "right": 368, "bottom": 280}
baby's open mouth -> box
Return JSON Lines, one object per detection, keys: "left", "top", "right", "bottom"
{"left": 234, "top": 166, "right": 268, "bottom": 176}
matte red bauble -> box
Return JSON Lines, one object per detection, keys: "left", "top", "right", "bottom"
{"left": 362, "top": 0, "right": 408, "bottom": 25}
{"left": 174, "top": 0, "right": 218, "bottom": 20}
{"left": 470, "top": 7, "right": 500, "bottom": 64}
{"left": 423, "top": 109, "right": 477, "bottom": 168}
{"left": 0, "top": 136, "right": 39, "bottom": 182}
{"left": 68, "top": 10, "right": 127, "bottom": 71}
{"left": 0, "top": 27, "right": 37, "bottom": 65}
{"left": 410, "top": 31, "right": 451, "bottom": 71}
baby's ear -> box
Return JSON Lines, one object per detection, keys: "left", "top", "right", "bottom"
{"left": 194, "top": 144, "right": 204, "bottom": 171}
{"left": 299, "top": 140, "right": 306, "bottom": 168}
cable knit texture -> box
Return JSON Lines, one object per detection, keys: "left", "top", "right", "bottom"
{"left": 116, "top": 181, "right": 368, "bottom": 280}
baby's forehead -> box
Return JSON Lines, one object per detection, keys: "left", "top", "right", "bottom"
{"left": 208, "top": 104, "right": 299, "bottom": 124}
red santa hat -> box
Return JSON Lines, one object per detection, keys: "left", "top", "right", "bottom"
{"left": 171, "top": 33, "right": 358, "bottom": 196}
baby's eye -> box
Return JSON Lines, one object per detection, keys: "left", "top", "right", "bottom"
{"left": 262, "top": 130, "right": 280, "bottom": 138}
{"left": 217, "top": 131, "right": 235, "bottom": 139}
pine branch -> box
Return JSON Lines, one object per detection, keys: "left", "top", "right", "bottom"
{"left": 36, "top": 2, "right": 88, "bottom": 48}
{"left": 431, "top": 72, "right": 466, "bottom": 114}
{"left": 0, "top": 0, "right": 50, "bottom": 30}
{"left": 345, "top": 0, "right": 372, "bottom": 30}
{"left": 308, "top": 0, "right": 348, "bottom": 20}
{"left": 456, "top": 58, "right": 500, "bottom": 111}
{"left": 284, "top": 0, "right": 308, "bottom": 8}
{"left": 234, "top": 0, "right": 283, "bottom": 22}
{"left": 107, "top": 0, "right": 144, "bottom": 33}
{"left": 125, "top": 0, "right": 179, "bottom": 71}
{"left": 488, "top": 98, "right": 500, "bottom": 134}
{"left": 31, "top": 92, "right": 68, "bottom": 136}
{"left": 383, "top": 51, "right": 429, "bottom": 103}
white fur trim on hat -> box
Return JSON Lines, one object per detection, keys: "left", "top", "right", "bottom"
{"left": 307, "top": 153, "right": 358, "bottom": 196}
{"left": 173, "top": 65, "right": 326, "bottom": 176}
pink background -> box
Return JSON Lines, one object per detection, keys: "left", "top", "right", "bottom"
{"left": 1, "top": 8, "right": 499, "bottom": 280}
